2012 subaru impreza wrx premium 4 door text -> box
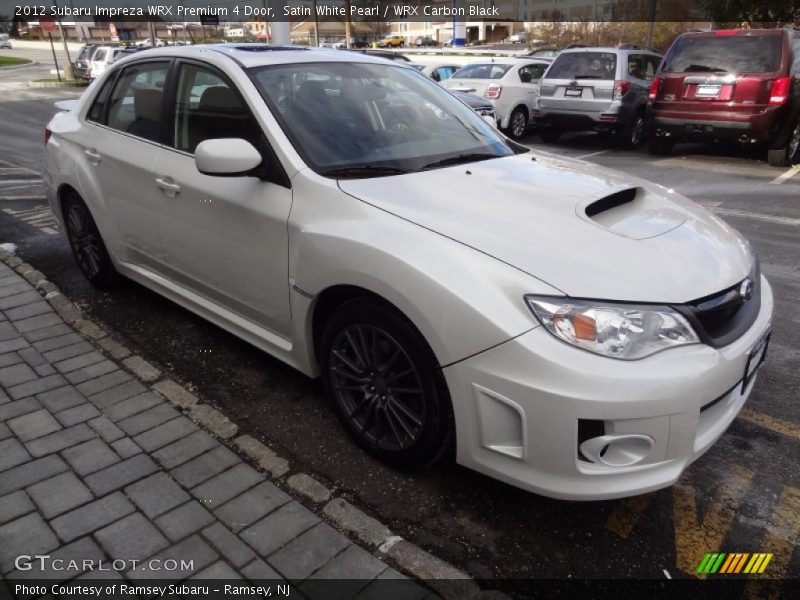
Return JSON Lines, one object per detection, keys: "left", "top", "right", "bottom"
{"left": 43, "top": 45, "right": 773, "bottom": 500}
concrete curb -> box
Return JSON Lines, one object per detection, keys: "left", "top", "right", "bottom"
{"left": 0, "top": 246, "right": 487, "bottom": 594}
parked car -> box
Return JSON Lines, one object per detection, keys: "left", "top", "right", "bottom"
{"left": 87, "top": 46, "right": 117, "bottom": 80}
{"left": 508, "top": 33, "right": 527, "bottom": 44}
{"left": 442, "top": 58, "right": 550, "bottom": 138}
{"left": 45, "top": 45, "right": 772, "bottom": 500}
{"left": 347, "top": 49, "right": 411, "bottom": 62}
{"left": 648, "top": 28, "right": 800, "bottom": 167}
{"left": 414, "top": 36, "right": 438, "bottom": 47}
{"left": 451, "top": 91, "right": 498, "bottom": 127}
{"left": 378, "top": 35, "right": 404, "bottom": 48}
{"left": 415, "top": 62, "right": 461, "bottom": 82}
{"left": 527, "top": 48, "right": 560, "bottom": 59}
{"left": 0, "top": 34, "right": 12, "bottom": 49}
{"left": 534, "top": 46, "right": 663, "bottom": 148}
{"left": 73, "top": 44, "right": 100, "bottom": 79}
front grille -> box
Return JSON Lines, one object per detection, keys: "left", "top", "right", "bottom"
{"left": 675, "top": 261, "right": 760, "bottom": 348}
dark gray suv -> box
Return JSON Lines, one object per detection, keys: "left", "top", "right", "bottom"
{"left": 533, "top": 46, "right": 662, "bottom": 148}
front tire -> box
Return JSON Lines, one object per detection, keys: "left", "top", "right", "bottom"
{"left": 767, "top": 121, "right": 800, "bottom": 168}
{"left": 504, "top": 107, "right": 529, "bottom": 140}
{"left": 320, "top": 298, "right": 453, "bottom": 468}
{"left": 63, "top": 193, "right": 119, "bottom": 289}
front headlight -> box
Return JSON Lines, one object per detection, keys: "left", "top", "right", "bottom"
{"left": 525, "top": 296, "right": 699, "bottom": 360}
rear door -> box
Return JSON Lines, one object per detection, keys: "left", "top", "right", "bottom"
{"left": 516, "top": 62, "right": 548, "bottom": 108}
{"left": 538, "top": 51, "right": 617, "bottom": 113}
{"left": 80, "top": 60, "right": 171, "bottom": 268}
{"left": 655, "top": 32, "right": 784, "bottom": 116}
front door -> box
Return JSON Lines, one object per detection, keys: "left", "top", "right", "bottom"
{"left": 152, "top": 61, "right": 293, "bottom": 337}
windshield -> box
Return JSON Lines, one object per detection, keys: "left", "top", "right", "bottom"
{"left": 662, "top": 35, "right": 782, "bottom": 74}
{"left": 451, "top": 63, "right": 512, "bottom": 80}
{"left": 249, "top": 62, "right": 514, "bottom": 177}
{"left": 545, "top": 52, "right": 618, "bottom": 80}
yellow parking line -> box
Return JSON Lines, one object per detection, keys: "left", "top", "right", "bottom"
{"left": 604, "top": 494, "right": 653, "bottom": 539}
{"left": 738, "top": 408, "right": 800, "bottom": 441}
{"left": 673, "top": 464, "right": 755, "bottom": 577}
{"left": 744, "top": 486, "right": 800, "bottom": 600}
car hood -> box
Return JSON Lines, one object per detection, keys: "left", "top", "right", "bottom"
{"left": 338, "top": 153, "right": 753, "bottom": 303}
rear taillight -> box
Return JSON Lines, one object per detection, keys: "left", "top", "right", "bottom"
{"left": 44, "top": 127, "right": 52, "bottom": 146}
{"left": 485, "top": 83, "right": 502, "bottom": 100}
{"left": 613, "top": 80, "right": 632, "bottom": 101}
{"left": 648, "top": 76, "right": 662, "bottom": 102}
{"left": 769, "top": 76, "right": 791, "bottom": 106}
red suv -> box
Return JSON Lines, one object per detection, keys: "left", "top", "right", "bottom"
{"left": 647, "top": 28, "right": 800, "bottom": 167}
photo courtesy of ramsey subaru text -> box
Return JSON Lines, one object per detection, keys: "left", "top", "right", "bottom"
{"left": 43, "top": 45, "right": 773, "bottom": 500}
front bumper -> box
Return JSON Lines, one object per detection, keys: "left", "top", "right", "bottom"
{"left": 443, "top": 276, "right": 773, "bottom": 500}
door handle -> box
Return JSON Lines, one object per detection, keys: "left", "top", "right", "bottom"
{"left": 155, "top": 176, "right": 182, "bottom": 197}
{"left": 84, "top": 148, "right": 102, "bottom": 165}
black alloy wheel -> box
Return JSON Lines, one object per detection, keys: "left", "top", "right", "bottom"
{"left": 321, "top": 299, "right": 453, "bottom": 467}
{"left": 63, "top": 194, "right": 119, "bottom": 289}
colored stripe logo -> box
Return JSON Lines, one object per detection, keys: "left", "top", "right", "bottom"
{"left": 696, "top": 552, "right": 773, "bottom": 574}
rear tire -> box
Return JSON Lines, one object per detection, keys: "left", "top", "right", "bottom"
{"left": 504, "top": 107, "right": 528, "bottom": 140}
{"left": 648, "top": 136, "right": 674, "bottom": 156}
{"left": 320, "top": 298, "right": 454, "bottom": 468}
{"left": 767, "top": 121, "right": 800, "bottom": 168}
{"left": 618, "top": 112, "right": 646, "bottom": 149}
{"left": 539, "top": 128, "right": 561, "bottom": 143}
{"left": 62, "top": 193, "right": 120, "bottom": 290}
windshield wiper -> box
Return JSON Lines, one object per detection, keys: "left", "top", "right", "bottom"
{"left": 320, "top": 165, "right": 410, "bottom": 179}
{"left": 420, "top": 153, "right": 499, "bottom": 171}
{"left": 574, "top": 75, "right": 602, "bottom": 79}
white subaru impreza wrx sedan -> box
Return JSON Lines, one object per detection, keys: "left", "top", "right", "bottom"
{"left": 43, "top": 45, "right": 772, "bottom": 500}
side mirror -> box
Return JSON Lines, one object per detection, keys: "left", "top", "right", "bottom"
{"left": 195, "top": 138, "right": 262, "bottom": 177}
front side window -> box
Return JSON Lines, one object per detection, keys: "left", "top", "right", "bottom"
{"left": 171, "top": 63, "right": 259, "bottom": 154}
{"left": 249, "top": 62, "right": 514, "bottom": 177}
{"left": 545, "top": 52, "right": 618, "bottom": 80}
{"left": 103, "top": 61, "right": 169, "bottom": 142}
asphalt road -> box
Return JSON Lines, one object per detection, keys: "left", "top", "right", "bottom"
{"left": 1, "top": 47, "right": 799, "bottom": 592}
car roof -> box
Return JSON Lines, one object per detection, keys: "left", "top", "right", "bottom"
{"left": 556, "top": 46, "right": 661, "bottom": 55}
{"left": 123, "top": 43, "right": 401, "bottom": 68}
{"left": 456, "top": 57, "right": 551, "bottom": 67}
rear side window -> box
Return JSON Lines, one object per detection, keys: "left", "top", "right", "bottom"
{"left": 93, "top": 49, "right": 107, "bottom": 62}
{"left": 518, "top": 63, "right": 547, "bottom": 82}
{"left": 628, "top": 54, "right": 661, "bottom": 80}
{"left": 452, "top": 64, "right": 512, "bottom": 79}
{"left": 431, "top": 66, "right": 457, "bottom": 82}
{"left": 792, "top": 36, "right": 800, "bottom": 73}
{"left": 103, "top": 62, "right": 170, "bottom": 142}
{"left": 662, "top": 35, "right": 782, "bottom": 74}
{"left": 545, "top": 52, "right": 618, "bottom": 80}
{"left": 87, "top": 75, "right": 116, "bottom": 123}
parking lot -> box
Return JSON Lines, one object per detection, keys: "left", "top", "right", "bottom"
{"left": 1, "top": 44, "right": 798, "bottom": 593}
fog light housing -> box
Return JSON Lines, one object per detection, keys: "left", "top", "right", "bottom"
{"left": 579, "top": 434, "right": 655, "bottom": 467}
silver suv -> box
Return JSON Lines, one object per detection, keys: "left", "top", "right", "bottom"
{"left": 533, "top": 46, "right": 662, "bottom": 148}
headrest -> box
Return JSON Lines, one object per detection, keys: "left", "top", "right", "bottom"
{"left": 133, "top": 88, "right": 162, "bottom": 122}
{"left": 198, "top": 86, "right": 242, "bottom": 112}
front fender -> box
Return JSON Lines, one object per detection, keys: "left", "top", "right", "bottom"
{"left": 287, "top": 171, "right": 561, "bottom": 373}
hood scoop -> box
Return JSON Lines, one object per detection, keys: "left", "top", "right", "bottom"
{"left": 578, "top": 187, "right": 687, "bottom": 240}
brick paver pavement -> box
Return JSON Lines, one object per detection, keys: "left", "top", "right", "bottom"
{"left": 0, "top": 263, "right": 428, "bottom": 598}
